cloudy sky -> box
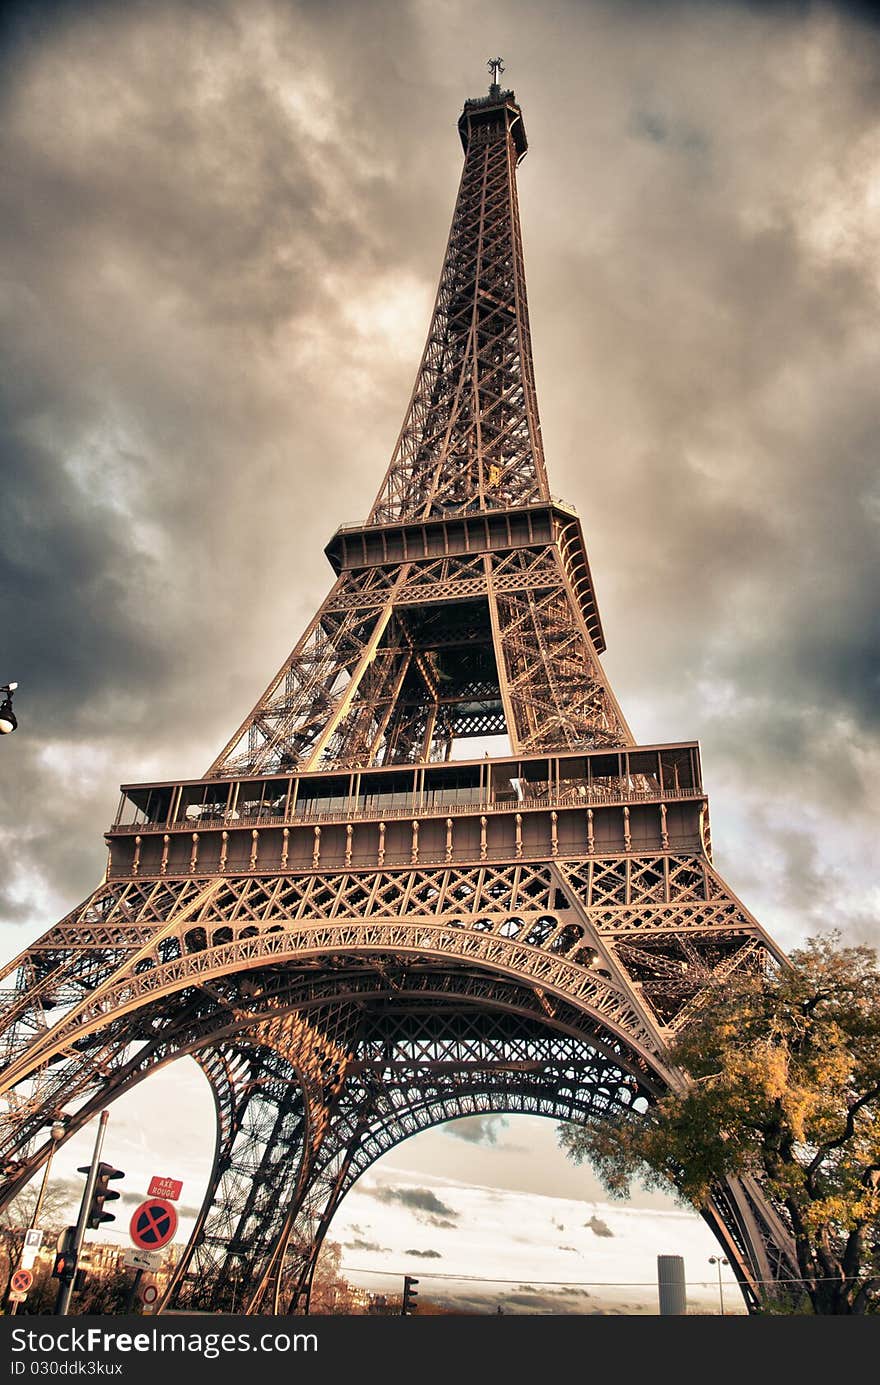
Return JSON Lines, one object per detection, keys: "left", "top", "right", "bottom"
{"left": 2, "top": 0, "right": 879, "bottom": 1312}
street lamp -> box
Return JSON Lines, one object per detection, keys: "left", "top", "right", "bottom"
{"left": 31, "top": 1119, "right": 68, "bottom": 1226}
{"left": 0, "top": 682, "right": 18, "bottom": 735}
{"left": 708, "top": 1255, "right": 729, "bottom": 1315}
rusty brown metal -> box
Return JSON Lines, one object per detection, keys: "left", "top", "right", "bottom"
{"left": 0, "top": 80, "right": 798, "bottom": 1315}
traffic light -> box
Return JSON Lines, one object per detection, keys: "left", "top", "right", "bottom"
{"left": 77, "top": 1161, "right": 124, "bottom": 1229}
{"left": 52, "top": 1227, "right": 76, "bottom": 1283}
{"left": 402, "top": 1274, "right": 419, "bottom": 1315}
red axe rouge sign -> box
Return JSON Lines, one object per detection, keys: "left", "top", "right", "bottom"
{"left": 148, "top": 1175, "right": 183, "bottom": 1201}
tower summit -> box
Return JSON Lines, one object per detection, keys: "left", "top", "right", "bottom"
{"left": 370, "top": 70, "right": 537, "bottom": 524}
{"left": 208, "top": 69, "right": 630, "bottom": 779}
{"left": 0, "top": 77, "right": 797, "bottom": 1316}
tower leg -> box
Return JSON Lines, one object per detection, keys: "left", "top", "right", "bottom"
{"left": 249, "top": 1068, "right": 387, "bottom": 1314}
{"left": 161, "top": 1041, "right": 307, "bottom": 1311}
{"left": 166, "top": 1003, "right": 365, "bottom": 1312}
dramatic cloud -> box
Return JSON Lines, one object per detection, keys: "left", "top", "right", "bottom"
{"left": 1, "top": 0, "right": 879, "bottom": 1312}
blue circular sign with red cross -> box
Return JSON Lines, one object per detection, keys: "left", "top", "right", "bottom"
{"left": 130, "top": 1198, "right": 177, "bottom": 1250}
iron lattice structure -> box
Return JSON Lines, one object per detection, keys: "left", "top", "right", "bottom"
{"left": 0, "top": 83, "right": 799, "bottom": 1314}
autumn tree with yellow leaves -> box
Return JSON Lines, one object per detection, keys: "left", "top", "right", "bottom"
{"left": 559, "top": 935, "right": 880, "bottom": 1313}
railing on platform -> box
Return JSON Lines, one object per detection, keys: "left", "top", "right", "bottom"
{"left": 109, "top": 782, "right": 703, "bottom": 836}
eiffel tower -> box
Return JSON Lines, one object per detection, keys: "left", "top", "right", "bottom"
{"left": 0, "top": 71, "right": 799, "bottom": 1315}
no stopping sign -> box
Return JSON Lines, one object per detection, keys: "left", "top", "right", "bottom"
{"left": 130, "top": 1198, "right": 178, "bottom": 1251}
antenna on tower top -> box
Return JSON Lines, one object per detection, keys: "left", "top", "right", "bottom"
{"left": 487, "top": 56, "right": 505, "bottom": 92}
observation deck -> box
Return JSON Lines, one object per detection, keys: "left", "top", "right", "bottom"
{"left": 105, "top": 742, "right": 708, "bottom": 880}
{"left": 325, "top": 500, "right": 606, "bottom": 652}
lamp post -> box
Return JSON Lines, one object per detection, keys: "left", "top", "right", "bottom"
{"left": 0, "top": 682, "right": 18, "bottom": 735}
{"left": 34, "top": 1120, "right": 67, "bottom": 1217}
{"left": 708, "top": 1255, "right": 729, "bottom": 1315}
{"left": 8, "top": 1117, "right": 67, "bottom": 1315}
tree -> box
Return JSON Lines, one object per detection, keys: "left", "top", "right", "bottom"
{"left": 559, "top": 935, "right": 880, "bottom": 1314}
{"left": 1, "top": 1184, "right": 69, "bottom": 1309}
{"left": 72, "top": 1266, "right": 133, "bottom": 1315}
{"left": 308, "top": 1241, "right": 356, "bottom": 1314}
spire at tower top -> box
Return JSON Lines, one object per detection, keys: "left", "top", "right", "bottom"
{"left": 367, "top": 74, "right": 538, "bottom": 527}
{"left": 487, "top": 55, "right": 505, "bottom": 93}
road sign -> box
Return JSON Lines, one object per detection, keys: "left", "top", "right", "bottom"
{"left": 148, "top": 1175, "right": 183, "bottom": 1201}
{"left": 20, "top": 1229, "right": 43, "bottom": 1270}
{"left": 130, "top": 1198, "right": 177, "bottom": 1251}
{"left": 11, "top": 1269, "right": 33, "bottom": 1294}
{"left": 8, "top": 1290, "right": 27, "bottom": 1303}
{"left": 139, "top": 1282, "right": 159, "bottom": 1305}
{"left": 124, "top": 1248, "right": 162, "bottom": 1272}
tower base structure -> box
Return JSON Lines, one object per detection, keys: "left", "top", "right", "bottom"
{"left": 0, "top": 742, "right": 796, "bottom": 1312}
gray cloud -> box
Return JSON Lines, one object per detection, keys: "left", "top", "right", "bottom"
{"left": 419, "top": 1281, "right": 597, "bottom": 1314}
{"left": 501, "top": 1288, "right": 593, "bottom": 1312}
{"left": 51, "top": 1177, "right": 87, "bottom": 1209}
{"left": 364, "top": 1185, "right": 459, "bottom": 1223}
{"left": 585, "top": 1215, "right": 614, "bottom": 1238}
{"left": 441, "top": 1116, "right": 511, "bottom": 1147}
{"left": 403, "top": 1248, "right": 442, "bottom": 1259}
{"left": 173, "top": 1202, "right": 202, "bottom": 1220}
{"left": 118, "top": 1188, "right": 151, "bottom": 1210}
{"left": 342, "top": 1237, "right": 390, "bottom": 1254}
